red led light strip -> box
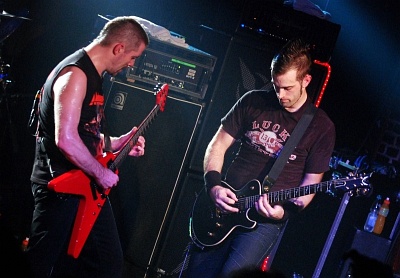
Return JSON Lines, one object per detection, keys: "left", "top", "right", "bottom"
{"left": 313, "top": 60, "right": 331, "bottom": 108}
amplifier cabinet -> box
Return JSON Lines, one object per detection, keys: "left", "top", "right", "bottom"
{"left": 103, "top": 79, "right": 204, "bottom": 277}
{"left": 339, "top": 229, "right": 392, "bottom": 278}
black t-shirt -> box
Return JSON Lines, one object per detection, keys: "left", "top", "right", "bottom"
{"left": 222, "top": 89, "right": 336, "bottom": 192}
{"left": 31, "top": 49, "right": 103, "bottom": 184}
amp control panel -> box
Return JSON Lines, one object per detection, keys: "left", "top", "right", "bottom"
{"left": 125, "top": 38, "right": 217, "bottom": 100}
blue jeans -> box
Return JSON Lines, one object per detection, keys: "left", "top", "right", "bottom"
{"left": 27, "top": 183, "right": 123, "bottom": 277}
{"left": 186, "top": 221, "right": 285, "bottom": 278}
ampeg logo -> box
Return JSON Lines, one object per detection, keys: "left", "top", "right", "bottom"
{"left": 111, "top": 91, "right": 127, "bottom": 110}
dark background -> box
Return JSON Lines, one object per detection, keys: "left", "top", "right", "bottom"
{"left": 1, "top": 0, "right": 400, "bottom": 277}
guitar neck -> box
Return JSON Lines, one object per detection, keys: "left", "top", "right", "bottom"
{"left": 268, "top": 181, "right": 332, "bottom": 203}
{"left": 109, "top": 104, "right": 160, "bottom": 171}
{"left": 238, "top": 180, "right": 337, "bottom": 211}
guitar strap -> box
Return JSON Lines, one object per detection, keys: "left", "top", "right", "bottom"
{"left": 262, "top": 103, "right": 317, "bottom": 193}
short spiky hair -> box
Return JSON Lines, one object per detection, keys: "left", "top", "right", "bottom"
{"left": 270, "top": 38, "right": 312, "bottom": 81}
{"left": 96, "top": 16, "right": 149, "bottom": 51}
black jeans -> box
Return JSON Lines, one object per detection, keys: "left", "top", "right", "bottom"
{"left": 27, "top": 183, "right": 123, "bottom": 277}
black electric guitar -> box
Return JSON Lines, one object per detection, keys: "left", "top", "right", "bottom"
{"left": 189, "top": 173, "right": 372, "bottom": 248}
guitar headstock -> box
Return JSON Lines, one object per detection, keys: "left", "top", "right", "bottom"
{"left": 154, "top": 83, "right": 169, "bottom": 112}
{"left": 329, "top": 172, "right": 373, "bottom": 197}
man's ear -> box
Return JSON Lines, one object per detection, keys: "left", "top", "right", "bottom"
{"left": 113, "top": 43, "right": 124, "bottom": 55}
{"left": 302, "top": 74, "right": 312, "bottom": 87}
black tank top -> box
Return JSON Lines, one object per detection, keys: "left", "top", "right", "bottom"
{"left": 31, "top": 49, "right": 103, "bottom": 184}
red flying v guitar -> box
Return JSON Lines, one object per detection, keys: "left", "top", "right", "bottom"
{"left": 189, "top": 173, "right": 372, "bottom": 248}
{"left": 48, "top": 83, "right": 168, "bottom": 258}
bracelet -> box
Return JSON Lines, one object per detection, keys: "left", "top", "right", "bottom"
{"left": 204, "top": 170, "right": 221, "bottom": 192}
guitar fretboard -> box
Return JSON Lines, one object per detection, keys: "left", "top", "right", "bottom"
{"left": 236, "top": 177, "right": 368, "bottom": 212}
{"left": 109, "top": 105, "right": 160, "bottom": 172}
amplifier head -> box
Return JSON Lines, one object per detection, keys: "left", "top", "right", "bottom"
{"left": 125, "top": 38, "right": 217, "bottom": 101}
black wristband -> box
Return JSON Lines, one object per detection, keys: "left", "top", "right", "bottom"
{"left": 280, "top": 201, "right": 301, "bottom": 222}
{"left": 204, "top": 171, "right": 221, "bottom": 192}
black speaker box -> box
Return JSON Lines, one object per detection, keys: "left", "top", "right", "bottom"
{"left": 103, "top": 79, "right": 203, "bottom": 277}
{"left": 339, "top": 229, "right": 392, "bottom": 278}
{"left": 150, "top": 173, "right": 205, "bottom": 278}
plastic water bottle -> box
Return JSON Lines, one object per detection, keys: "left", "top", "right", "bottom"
{"left": 373, "top": 197, "right": 390, "bottom": 235}
{"left": 363, "top": 195, "right": 382, "bottom": 232}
